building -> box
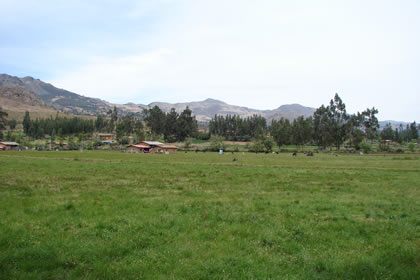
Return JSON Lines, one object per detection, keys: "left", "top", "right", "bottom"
{"left": 98, "top": 133, "right": 114, "bottom": 140}
{"left": 0, "top": 142, "right": 20, "bottom": 151}
{"left": 127, "top": 141, "right": 178, "bottom": 154}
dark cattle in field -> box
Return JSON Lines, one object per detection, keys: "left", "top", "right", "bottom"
{"left": 233, "top": 158, "right": 238, "bottom": 162}
{"left": 292, "top": 152, "right": 297, "bottom": 156}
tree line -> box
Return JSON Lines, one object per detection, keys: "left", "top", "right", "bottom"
{"left": 142, "top": 106, "right": 198, "bottom": 142}
{"left": 5, "top": 105, "right": 198, "bottom": 144}
{"left": 1, "top": 95, "right": 418, "bottom": 150}
{"left": 208, "top": 114, "right": 267, "bottom": 141}
{"left": 380, "top": 122, "right": 418, "bottom": 143}
{"left": 209, "top": 94, "right": 418, "bottom": 150}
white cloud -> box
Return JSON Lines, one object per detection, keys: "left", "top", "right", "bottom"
{"left": 42, "top": 0, "right": 420, "bottom": 120}
{"left": 51, "top": 49, "right": 175, "bottom": 101}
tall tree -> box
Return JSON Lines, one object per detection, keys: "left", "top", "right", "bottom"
{"left": 144, "top": 106, "right": 166, "bottom": 136}
{"left": 409, "top": 121, "right": 418, "bottom": 140}
{"left": 360, "top": 107, "right": 379, "bottom": 141}
{"left": 313, "top": 94, "right": 351, "bottom": 150}
{"left": 347, "top": 114, "right": 364, "bottom": 147}
{"left": 329, "top": 94, "right": 350, "bottom": 150}
{"left": 23, "top": 111, "right": 31, "bottom": 134}
{"left": 291, "top": 116, "right": 313, "bottom": 147}
{"left": 270, "top": 117, "right": 292, "bottom": 147}
{"left": 164, "top": 108, "right": 179, "bottom": 142}
{"left": 107, "top": 106, "right": 118, "bottom": 132}
{"left": 380, "top": 123, "right": 394, "bottom": 140}
{"left": 95, "top": 115, "right": 107, "bottom": 132}
{"left": 0, "top": 107, "right": 8, "bottom": 140}
{"left": 176, "top": 107, "right": 198, "bottom": 141}
{"left": 312, "top": 104, "right": 333, "bottom": 149}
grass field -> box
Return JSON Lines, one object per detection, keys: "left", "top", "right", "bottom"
{"left": 0, "top": 151, "right": 419, "bottom": 279}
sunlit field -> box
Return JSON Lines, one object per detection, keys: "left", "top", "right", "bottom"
{"left": 0, "top": 151, "right": 419, "bottom": 279}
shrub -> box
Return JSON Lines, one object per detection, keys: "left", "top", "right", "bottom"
{"left": 119, "top": 137, "right": 130, "bottom": 145}
{"left": 209, "top": 135, "right": 224, "bottom": 152}
{"left": 408, "top": 143, "right": 415, "bottom": 152}
{"left": 184, "top": 137, "right": 193, "bottom": 150}
{"left": 359, "top": 141, "right": 371, "bottom": 153}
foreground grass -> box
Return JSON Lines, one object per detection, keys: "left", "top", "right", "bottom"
{"left": 0, "top": 151, "right": 419, "bottom": 279}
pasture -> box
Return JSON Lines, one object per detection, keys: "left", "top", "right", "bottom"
{"left": 0, "top": 151, "right": 419, "bottom": 279}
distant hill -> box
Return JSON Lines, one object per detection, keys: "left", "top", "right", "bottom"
{"left": 0, "top": 74, "right": 113, "bottom": 115}
{"left": 146, "top": 98, "right": 315, "bottom": 122}
{"left": 0, "top": 74, "right": 316, "bottom": 122}
{"left": 0, "top": 86, "right": 64, "bottom": 121}
{"left": 1, "top": 73, "right": 411, "bottom": 125}
{"left": 379, "top": 120, "right": 410, "bottom": 130}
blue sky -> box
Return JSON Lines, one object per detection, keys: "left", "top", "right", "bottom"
{"left": 1, "top": 0, "right": 419, "bottom": 121}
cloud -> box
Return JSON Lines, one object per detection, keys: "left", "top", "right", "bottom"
{"left": 51, "top": 49, "right": 175, "bottom": 102}
{"left": 3, "top": 0, "right": 419, "bottom": 120}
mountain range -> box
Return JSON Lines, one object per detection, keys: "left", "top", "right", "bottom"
{"left": 0, "top": 74, "right": 316, "bottom": 122}
{"left": 0, "top": 73, "right": 410, "bottom": 127}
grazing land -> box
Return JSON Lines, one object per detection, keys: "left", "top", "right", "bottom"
{"left": 0, "top": 151, "right": 419, "bottom": 279}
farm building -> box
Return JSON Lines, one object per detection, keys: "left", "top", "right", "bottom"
{"left": 0, "top": 142, "right": 20, "bottom": 151}
{"left": 98, "top": 133, "right": 114, "bottom": 140}
{"left": 127, "top": 141, "right": 178, "bottom": 154}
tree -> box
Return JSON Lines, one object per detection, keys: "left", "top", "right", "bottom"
{"left": 0, "top": 107, "right": 8, "bottom": 140}
{"left": 312, "top": 105, "right": 333, "bottom": 149}
{"left": 328, "top": 94, "right": 350, "bottom": 150}
{"left": 0, "top": 107, "right": 7, "bottom": 130}
{"left": 183, "top": 137, "right": 193, "bottom": 150}
{"left": 8, "top": 120, "right": 17, "bottom": 130}
{"left": 107, "top": 106, "right": 118, "bottom": 132}
{"left": 263, "top": 137, "right": 275, "bottom": 153}
{"left": 115, "top": 122, "right": 125, "bottom": 142}
{"left": 95, "top": 115, "right": 107, "bottom": 132}
{"left": 176, "top": 107, "right": 198, "bottom": 141}
{"left": 270, "top": 118, "right": 291, "bottom": 147}
{"left": 291, "top": 116, "right": 312, "bottom": 148}
{"left": 144, "top": 106, "right": 166, "bottom": 136}
{"left": 360, "top": 107, "right": 379, "bottom": 141}
{"left": 313, "top": 94, "right": 351, "bottom": 150}
{"left": 23, "top": 111, "right": 31, "bottom": 134}
{"left": 347, "top": 114, "right": 364, "bottom": 148}
{"left": 209, "top": 135, "right": 224, "bottom": 151}
{"left": 409, "top": 121, "right": 418, "bottom": 140}
{"left": 380, "top": 123, "right": 394, "bottom": 140}
{"left": 164, "top": 108, "right": 179, "bottom": 142}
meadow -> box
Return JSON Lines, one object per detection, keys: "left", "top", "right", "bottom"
{"left": 0, "top": 151, "right": 419, "bottom": 279}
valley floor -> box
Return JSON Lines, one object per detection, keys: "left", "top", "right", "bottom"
{"left": 0, "top": 151, "right": 419, "bottom": 279}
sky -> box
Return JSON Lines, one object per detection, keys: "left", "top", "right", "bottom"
{"left": 0, "top": 0, "right": 419, "bottom": 122}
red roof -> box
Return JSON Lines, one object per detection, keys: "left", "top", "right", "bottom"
{"left": 130, "top": 144, "right": 150, "bottom": 149}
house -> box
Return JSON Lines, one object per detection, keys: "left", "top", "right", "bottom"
{"left": 98, "top": 133, "right": 114, "bottom": 140}
{"left": 127, "top": 141, "right": 178, "bottom": 154}
{"left": 0, "top": 142, "right": 20, "bottom": 151}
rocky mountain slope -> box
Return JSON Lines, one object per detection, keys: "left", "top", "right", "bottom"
{"left": 0, "top": 74, "right": 112, "bottom": 115}
{"left": 147, "top": 98, "right": 315, "bottom": 122}
{"left": 0, "top": 86, "right": 62, "bottom": 120}
{"left": 1, "top": 73, "right": 412, "bottom": 127}
{"left": 1, "top": 74, "right": 317, "bottom": 122}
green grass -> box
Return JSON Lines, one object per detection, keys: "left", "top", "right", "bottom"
{"left": 0, "top": 151, "right": 419, "bottom": 279}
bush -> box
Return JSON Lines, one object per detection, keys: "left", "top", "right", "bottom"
{"left": 184, "top": 137, "right": 193, "bottom": 149}
{"left": 209, "top": 135, "right": 224, "bottom": 152}
{"left": 196, "top": 131, "right": 210, "bottom": 140}
{"left": 248, "top": 137, "right": 275, "bottom": 153}
{"left": 408, "top": 143, "right": 415, "bottom": 152}
{"left": 359, "top": 141, "right": 371, "bottom": 153}
{"left": 119, "top": 137, "right": 130, "bottom": 145}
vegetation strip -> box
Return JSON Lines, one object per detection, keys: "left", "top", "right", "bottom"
{"left": 1, "top": 153, "right": 419, "bottom": 172}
